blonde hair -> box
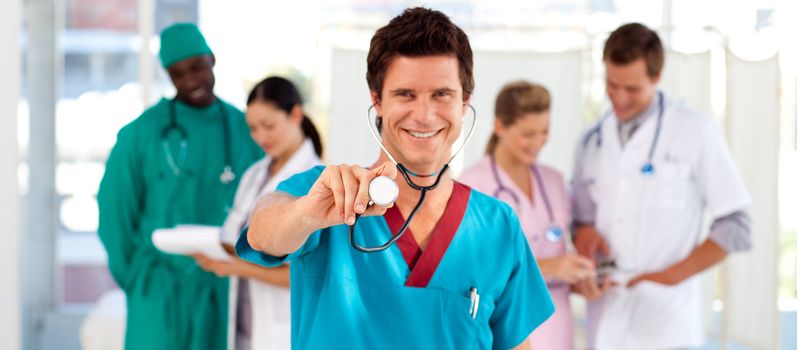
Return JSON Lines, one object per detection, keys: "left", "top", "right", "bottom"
{"left": 485, "top": 81, "right": 551, "bottom": 155}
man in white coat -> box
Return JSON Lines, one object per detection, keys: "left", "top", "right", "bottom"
{"left": 571, "top": 23, "right": 752, "bottom": 350}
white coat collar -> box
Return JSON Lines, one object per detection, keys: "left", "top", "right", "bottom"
{"left": 221, "top": 138, "right": 320, "bottom": 244}
{"left": 609, "top": 91, "right": 668, "bottom": 152}
{"left": 260, "top": 139, "right": 319, "bottom": 195}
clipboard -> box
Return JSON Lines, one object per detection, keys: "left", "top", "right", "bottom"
{"left": 152, "top": 225, "right": 233, "bottom": 261}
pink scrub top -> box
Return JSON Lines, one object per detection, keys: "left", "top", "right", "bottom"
{"left": 459, "top": 156, "right": 573, "bottom": 350}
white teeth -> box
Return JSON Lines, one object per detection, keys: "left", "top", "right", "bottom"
{"left": 190, "top": 88, "right": 206, "bottom": 99}
{"left": 408, "top": 130, "right": 437, "bottom": 138}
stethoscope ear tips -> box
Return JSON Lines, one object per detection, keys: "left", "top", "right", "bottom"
{"left": 369, "top": 176, "right": 399, "bottom": 207}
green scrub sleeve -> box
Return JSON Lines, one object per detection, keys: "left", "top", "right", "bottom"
{"left": 97, "top": 126, "right": 146, "bottom": 291}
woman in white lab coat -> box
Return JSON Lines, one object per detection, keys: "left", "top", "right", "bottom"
{"left": 194, "top": 76, "right": 323, "bottom": 350}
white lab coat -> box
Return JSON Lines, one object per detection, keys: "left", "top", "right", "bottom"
{"left": 222, "top": 139, "right": 321, "bottom": 350}
{"left": 575, "top": 93, "right": 751, "bottom": 350}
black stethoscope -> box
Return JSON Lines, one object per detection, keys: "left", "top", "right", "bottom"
{"left": 346, "top": 104, "right": 478, "bottom": 253}
{"left": 489, "top": 156, "right": 563, "bottom": 243}
{"left": 582, "top": 91, "right": 665, "bottom": 176}
{"left": 161, "top": 97, "right": 235, "bottom": 184}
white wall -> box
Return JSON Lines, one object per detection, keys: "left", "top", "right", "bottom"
{"left": 327, "top": 48, "right": 378, "bottom": 167}
{"left": 0, "top": 0, "right": 21, "bottom": 348}
{"left": 659, "top": 51, "right": 713, "bottom": 117}
{"left": 723, "top": 53, "right": 780, "bottom": 350}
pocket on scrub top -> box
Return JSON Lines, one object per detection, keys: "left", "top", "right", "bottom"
{"left": 631, "top": 281, "right": 682, "bottom": 320}
{"left": 656, "top": 160, "right": 690, "bottom": 179}
{"left": 440, "top": 287, "right": 493, "bottom": 350}
{"left": 355, "top": 282, "right": 489, "bottom": 349}
{"left": 650, "top": 161, "right": 691, "bottom": 208}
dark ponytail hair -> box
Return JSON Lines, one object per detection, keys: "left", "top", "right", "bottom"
{"left": 247, "top": 76, "right": 323, "bottom": 157}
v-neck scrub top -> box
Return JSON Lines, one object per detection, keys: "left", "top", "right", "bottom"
{"left": 236, "top": 166, "right": 554, "bottom": 350}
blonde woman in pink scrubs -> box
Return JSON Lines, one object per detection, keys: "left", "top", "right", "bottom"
{"left": 459, "top": 81, "right": 595, "bottom": 350}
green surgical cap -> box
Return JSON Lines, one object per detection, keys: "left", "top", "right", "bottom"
{"left": 159, "top": 23, "right": 213, "bottom": 68}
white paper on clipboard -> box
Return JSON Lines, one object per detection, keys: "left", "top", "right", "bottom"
{"left": 152, "top": 225, "right": 232, "bottom": 261}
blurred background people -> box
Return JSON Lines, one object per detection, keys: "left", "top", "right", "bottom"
{"left": 571, "top": 23, "right": 752, "bottom": 350}
{"left": 459, "top": 81, "right": 594, "bottom": 350}
{"left": 8, "top": 2, "right": 793, "bottom": 350}
{"left": 97, "top": 23, "right": 262, "bottom": 349}
{"left": 193, "top": 76, "right": 323, "bottom": 350}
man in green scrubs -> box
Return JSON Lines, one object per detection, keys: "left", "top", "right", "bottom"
{"left": 97, "top": 23, "right": 262, "bottom": 349}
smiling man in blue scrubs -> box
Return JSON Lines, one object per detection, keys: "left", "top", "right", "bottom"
{"left": 236, "top": 8, "right": 554, "bottom": 349}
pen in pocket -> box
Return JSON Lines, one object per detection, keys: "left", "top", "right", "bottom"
{"left": 469, "top": 287, "right": 480, "bottom": 320}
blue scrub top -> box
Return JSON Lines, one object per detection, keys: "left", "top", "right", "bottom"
{"left": 237, "top": 166, "right": 554, "bottom": 350}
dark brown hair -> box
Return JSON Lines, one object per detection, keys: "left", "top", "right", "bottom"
{"left": 485, "top": 81, "right": 551, "bottom": 155}
{"left": 603, "top": 23, "right": 664, "bottom": 78}
{"left": 247, "top": 76, "right": 323, "bottom": 157}
{"left": 366, "top": 7, "right": 474, "bottom": 100}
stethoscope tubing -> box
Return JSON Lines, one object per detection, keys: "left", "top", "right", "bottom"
{"left": 365, "top": 104, "right": 478, "bottom": 177}
{"left": 489, "top": 156, "right": 556, "bottom": 225}
{"left": 582, "top": 91, "right": 665, "bottom": 175}
{"left": 162, "top": 97, "right": 235, "bottom": 183}
{"left": 348, "top": 103, "right": 477, "bottom": 253}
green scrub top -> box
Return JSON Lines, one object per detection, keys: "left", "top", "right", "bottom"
{"left": 98, "top": 97, "right": 263, "bottom": 350}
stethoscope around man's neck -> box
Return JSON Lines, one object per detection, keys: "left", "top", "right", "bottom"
{"left": 347, "top": 103, "right": 478, "bottom": 253}
{"left": 489, "top": 156, "right": 563, "bottom": 243}
{"left": 162, "top": 97, "right": 236, "bottom": 184}
{"left": 583, "top": 91, "right": 665, "bottom": 176}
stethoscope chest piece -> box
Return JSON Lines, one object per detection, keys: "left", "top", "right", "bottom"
{"left": 545, "top": 226, "right": 563, "bottom": 242}
{"left": 585, "top": 91, "right": 666, "bottom": 179}
{"left": 640, "top": 163, "right": 655, "bottom": 176}
{"left": 369, "top": 175, "right": 399, "bottom": 207}
{"left": 164, "top": 98, "right": 236, "bottom": 185}
{"left": 220, "top": 165, "right": 236, "bottom": 184}
{"left": 350, "top": 103, "right": 476, "bottom": 253}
